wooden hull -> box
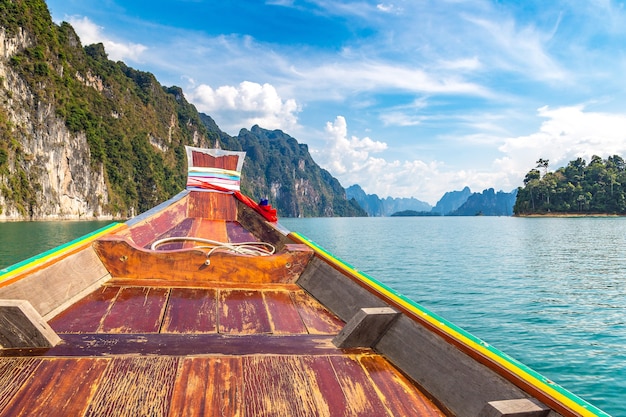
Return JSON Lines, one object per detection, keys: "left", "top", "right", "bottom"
{"left": 0, "top": 189, "right": 610, "bottom": 417}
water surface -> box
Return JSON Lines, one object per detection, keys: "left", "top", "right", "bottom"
{"left": 280, "top": 216, "right": 626, "bottom": 415}
{"left": 0, "top": 220, "right": 113, "bottom": 269}
{"left": 1, "top": 216, "right": 623, "bottom": 414}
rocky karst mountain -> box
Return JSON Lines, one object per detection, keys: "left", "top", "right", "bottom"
{"left": 0, "top": 0, "right": 364, "bottom": 219}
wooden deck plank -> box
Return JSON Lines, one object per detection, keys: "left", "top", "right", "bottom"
{"left": 218, "top": 289, "right": 271, "bottom": 334}
{"left": 83, "top": 357, "right": 178, "bottom": 417}
{"left": 244, "top": 355, "right": 324, "bottom": 416}
{"left": 359, "top": 355, "right": 446, "bottom": 417}
{"left": 169, "top": 357, "right": 242, "bottom": 417}
{"left": 48, "top": 286, "right": 120, "bottom": 333}
{"left": 152, "top": 218, "right": 195, "bottom": 250}
{"left": 263, "top": 290, "right": 308, "bottom": 334}
{"left": 0, "top": 358, "right": 40, "bottom": 412}
{"left": 329, "top": 355, "right": 392, "bottom": 417}
{"left": 299, "top": 356, "right": 356, "bottom": 417}
{"left": 292, "top": 289, "right": 344, "bottom": 335}
{"left": 226, "top": 221, "right": 258, "bottom": 243}
{"left": 161, "top": 288, "right": 217, "bottom": 334}
{"left": 188, "top": 192, "right": 237, "bottom": 220}
{"left": 0, "top": 358, "right": 109, "bottom": 417}
{"left": 0, "top": 334, "right": 364, "bottom": 357}
{"left": 99, "top": 287, "right": 169, "bottom": 333}
{"left": 192, "top": 219, "right": 229, "bottom": 242}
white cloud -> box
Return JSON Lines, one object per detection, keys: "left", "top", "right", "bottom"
{"left": 187, "top": 81, "right": 301, "bottom": 134}
{"left": 464, "top": 15, "right": 568, "bottom": 82}
{"left": 67, "top": 16, "right": 147, "bottom": 62}
{"left": 315, "top": 107, "right": 626, "bottom": 205}
{"left": 321, "top": 116, "right": 388, "bottom": 175}
{"left": 299, "top": 62, "right": 492, "bottom": 99}
{"left": 498, "top": 105, "right": 626, "bottom": 175}
{"left": 376, "top": 3, "right": 402, "bottom": 14}
{"left": 315, "top": 116, "right": 455, "bottom": 204}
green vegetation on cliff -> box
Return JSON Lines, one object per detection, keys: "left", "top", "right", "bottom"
{"left": 1, "top": 0, "right": 216, "bottom": 215}
{"left": 202, "top": 118, "right": 365, "bottom": 217}
{"left": 514, "top": 155, "right": 626, "bottom": 215}
{"left": 0, "top": 0, "right": 364, "bottom": 218}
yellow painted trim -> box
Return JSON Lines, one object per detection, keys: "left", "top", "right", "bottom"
{"left": 290, "top": 231, "right": 606, "bottom": 417}
{"left": 0, "top": 222, "right": 126, "bottom": 284}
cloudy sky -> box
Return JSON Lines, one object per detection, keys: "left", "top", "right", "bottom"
{"left": 45, "top": 0, "right": 626, "bottom": 204}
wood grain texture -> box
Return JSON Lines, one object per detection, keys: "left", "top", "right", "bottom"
{"left": 49, "top": 286, "right": 120, "bottom": 333}
{"left": 83, "top": 357, "right": 178, "bottom": 417}
{"left": 0, "top": 300, "right": 60, "bottom": 348}
{"left": 235, "top": 201, "right": 291, "bottom": 250}
{"left": 11, "top": 333, "right": 359, "bottom": 357}
{"left": 296, "top": 356, "right": 355, "bottom": 417}
{"left": 169, "top": 357, "right": 242, "bottom": 417}
{"left": 191, "top": 219, "right": 229, "bottom": 243}
{"left": 226, "top": 221, "right": 258, "bottom": 243}
{"left": 218, "top": 289, "right": 271, "bottom": 334}
{"left": 359, "top": 354, "right": 446, "bottom": 417}
{"left": 120, "top": 197, "right": 188, "bottom": 248}
{"left": 0, "top": 358, "right": 40, "bottom": 412}
{"left": 99, "top": 287, "right": 168, "bottom": 333}
{"left": 244, "top": 355, "right": 323, "bottom": 416}
{"left": 94, "top": 238, "right": 313, "bottom": 283}
{"left": 0, "top": 247, "right": 111, "bottom": 318}
{"left": 328, "top": 355, "right": 391, "bottom": 416}
{"left": 105, "top": 280, "right": 301, "bottom": 291}
{"left": 292, "top": 289, "right": 344, "bottom": 334}
{"left": 152, "top": 218, "right": 195, "bottom": 250}
{"left": 0, "top": 358, "right": 109, "bottom": 417}
{"left": 161, "top": 288, "right": 217, "bottom": 333}
{"left": 263, "top": 290, "right": 308, "bottom": 334}
{"left": 187, "top": 192, "right": 237, "bottom": 220}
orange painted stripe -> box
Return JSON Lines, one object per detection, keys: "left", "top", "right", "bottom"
{"left": 0, "top": 223, "right": 126, "bottom": 287}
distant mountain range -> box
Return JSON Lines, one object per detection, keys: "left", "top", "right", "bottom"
{"left": 0, "top": 1, "right": 517, "bottom": 220}
{"left": 346, "top": 185, "right": 432, "bottom": 216}
{"left": 347, "top": 184, "right": 518, "bottom": 216}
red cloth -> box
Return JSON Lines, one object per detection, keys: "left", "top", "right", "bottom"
{"left": 190, "top": 182, "right": 278, "bottom": 222}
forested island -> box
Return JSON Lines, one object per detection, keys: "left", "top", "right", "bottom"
{"left": 514, "top": 155, "right": 626, "bottom": 215}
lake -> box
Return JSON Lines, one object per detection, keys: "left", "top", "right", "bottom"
{"left": 280, "top": 216, "right": 625, "bottom": 416}
{"left": 1, "top": 216, "right": 624, "bottom": 415}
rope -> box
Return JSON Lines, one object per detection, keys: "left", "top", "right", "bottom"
{"left": 150, "top": 237, "right": 276, "bottom": 265}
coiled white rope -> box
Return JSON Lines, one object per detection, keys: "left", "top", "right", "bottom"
{"left": 150, "top": 237, "right": 276, "bottom": 265}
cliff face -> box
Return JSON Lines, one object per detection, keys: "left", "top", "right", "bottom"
{"left": 431, "top": 186, "right": 472, "bottom": 215}
{"left": 0, "top": 0, "right": 214, "bottom": 220}
{"left": 0, "top": 27, "right": 108, "bottom": 219}
{"left": 449, "top": 188, "right": 517, "bottom": 216}
{"left": 204, "top": 121, "right": 366, "bottom": 218}
{"left": 345, "top": 184, "right": 430, "bottom": 217}
{"left": 0, "top": 0, "right": 363, "bottom": 220}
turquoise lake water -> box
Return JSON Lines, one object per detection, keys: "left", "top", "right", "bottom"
{"left": 280, "top": 216, "right": 625, "bottom": 416}
{"left": 0, "top": 217, "right": 624, "bottom": 414}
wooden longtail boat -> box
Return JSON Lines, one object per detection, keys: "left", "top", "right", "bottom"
{"left": 0, "top": 147, "right": 609, "bottom": 417}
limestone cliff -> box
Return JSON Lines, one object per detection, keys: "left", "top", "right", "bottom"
{"left": 0, "top": 0, "right": 365, "bottom": 219}
{"left": 0, "top": 26, "right": 108, "bottom": 219}
{"left": 0, "top": 0, "right": 214, "bottom": 219}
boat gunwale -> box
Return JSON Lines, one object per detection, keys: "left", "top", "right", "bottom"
{"left": 0, "top": 187, "right": 610, "bottom": 417}
{"left": 289, "top": 231, "right": 610, "bottom": 417}
{"left": 0, "top": 222, "right": 125, "bottom": 287}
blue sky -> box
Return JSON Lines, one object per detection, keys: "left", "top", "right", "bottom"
{"left": 45, "top": 0, "right": 626, "bottom": 204}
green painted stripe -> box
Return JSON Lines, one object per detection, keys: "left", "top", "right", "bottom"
{"left": 0, "top": 222, "right": 122, "bottom": 282}
{"left": 290, "top": 231, "right": 611, "bottom": 417}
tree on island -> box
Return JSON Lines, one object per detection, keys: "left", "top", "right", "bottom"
{"left": 514, "top": 155, "right": 626, "bottom": 215}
